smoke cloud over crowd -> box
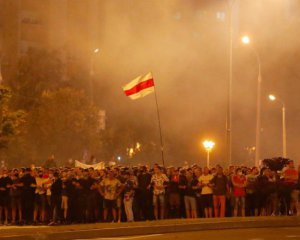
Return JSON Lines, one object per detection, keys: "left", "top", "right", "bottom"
{"left": 1, "top": 0, "right": 300, "bottom": 166}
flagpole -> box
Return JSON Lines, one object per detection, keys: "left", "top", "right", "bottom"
{"left": 152, "top": 73, "right": 165, "bottom": 168}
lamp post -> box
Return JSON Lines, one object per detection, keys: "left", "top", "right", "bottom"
{"left": 89, "top": 48, "right": 100, "bottom": 103}
{"left": 268, "top": 94, "right": 287, "bottom": 158}
{"left": 203, "top": 140, "right": 215, "bottom": 168}
{"left": 242, "top": 35, "right": 262, "bottom": 167}
{"left": 226, "top": 0, "right": 236, "bottom": 166}
{"left": 0, "top": 55, "right": 3, "bottom": 84}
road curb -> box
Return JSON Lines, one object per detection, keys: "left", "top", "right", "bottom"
{"left": 1, "top": 217, "right": 300, "bottom": 240}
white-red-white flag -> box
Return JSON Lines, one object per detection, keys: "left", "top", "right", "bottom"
{"left": 123, "top": 72, "right": 154, "bottom": 100}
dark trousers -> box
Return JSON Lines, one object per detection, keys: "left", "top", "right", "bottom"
{"left": 196, "top": 195, "right": 204, "bottom": 218}
{"left": 246, "top": 193, "right": 257, "bottom": 216}
{"left": 22, "top": 192, "right": 34, "bottom": 223}
{"left": 51, "top": 195, "right": 61, "bottom": 222}
{"left": 139, "top": 189, "right": 152, "bottom": 220}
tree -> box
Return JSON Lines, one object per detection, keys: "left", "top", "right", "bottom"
{"left": 11, "top": 48, "right": 65, "bottom": 110}
{"left": 0, "top": 85, "right": 26, "bottom": 150}
{"left": 28, "top": 87, "right": 101, "bottom": 164}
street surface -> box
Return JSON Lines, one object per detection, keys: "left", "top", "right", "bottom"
{"left": 1, "top": 217, "right": 300, "bottom": 240}
{"left": 75, "top": 228, "right": 300, "bottom": 240}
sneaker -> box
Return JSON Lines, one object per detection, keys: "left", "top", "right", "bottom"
{"left": 48, "top": 221, "right": 56, "bottom": 226}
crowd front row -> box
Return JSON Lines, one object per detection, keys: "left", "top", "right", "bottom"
{"left": 0, "top": 161, "right": 299, "bottom": 225}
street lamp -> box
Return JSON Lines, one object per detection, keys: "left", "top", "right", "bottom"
{"left": 90, "top": 48, "right": 100, "bottom": 76}
{"left": 203, "top": 140, "right": 215, "bottom": 168}
{"left": 241, "top": 35, "right": 250, "bottom": 44}
{"left": 268, "top": 94, "right": 276, "bottom": 101}
{"left": 226, "top": 0, "right": 237, "bottom": 167}
{"left": 268, "top": 94, "right": 287, "bottom": 158}
{"left": 242, "top": 35, "right": 262, "bottom": 167}
{"left": 90, "top": 48, "right": 100, "bottom": 103}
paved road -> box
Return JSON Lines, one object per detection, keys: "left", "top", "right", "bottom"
{"left": 74, "top": 227, "right": 300, "bottom": 240}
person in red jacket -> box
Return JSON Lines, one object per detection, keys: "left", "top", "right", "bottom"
{"left": 232, "top": 168, "right": 246, "bottom": 217}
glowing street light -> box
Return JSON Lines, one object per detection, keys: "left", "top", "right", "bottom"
{"left": 241, "top": 35, "right": 250, "bottom": 45}
{"left": 203, "top": 140, "right": 215, "bottom": 168}
{"left": 94, "top": 48, "right": 100, "bottom": 54}
{"left": 242, "top": 35, "right": 262, "bottom": 167}
{"left": 268, "top": 94, "right": 287, "bottom": 158}
{"left": 269, "top": 94, "right": 276, "bottom": 101}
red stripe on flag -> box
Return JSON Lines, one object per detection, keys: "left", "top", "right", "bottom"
{"left": 124, "top": 79, "right": 154, "bottom": 96}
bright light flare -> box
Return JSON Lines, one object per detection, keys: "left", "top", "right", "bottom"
{"left": 127, "top": 142, "right": 142, "bottom": 158}
{"left": 94, "top": 48, "right": 100, "bottom": 53}
{"left": 127, "top": 148, "right": 134, "bottom": 158}
{"left": 136, "top": 142, "right": 141, "bottom": 151}
{"left": 203, "top": 140, "right": 215, "bottom": 152}
{"left": 241, "top": 35, "right": 250, "bottom": 45}
{"left": 269, "top": 94, "right": 276, "bottom": 101}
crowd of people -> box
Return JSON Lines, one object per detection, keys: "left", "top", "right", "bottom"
{"left": 0, "top": 160, "right": 299, "bottom": 226}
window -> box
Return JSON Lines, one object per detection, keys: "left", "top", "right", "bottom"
{"left": 216, "top": 11, "right": 226, "bottom": 22}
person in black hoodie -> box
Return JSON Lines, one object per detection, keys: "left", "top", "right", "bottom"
{"left": 167, "top": 168, "right": 180, "bottom": 218}
{"left": 49, "top": 172, "right": 62, "bottom": 225}
{"left": 84, "top": 169, "right": 97, "bottom": 222}
{"left": 211, "top": 166, "right": 229, "bottom": 218}
{"left": 20, "top": 168, "right": 36, "bottom": 224}
{"left": 0, "top": 169, "right": 13, "bottom": 225}
{"left": 256, "top": 168, "right": 270, "bottom": 216}
{"left": 137, "top": 166, "right": 152, "bottom": 220}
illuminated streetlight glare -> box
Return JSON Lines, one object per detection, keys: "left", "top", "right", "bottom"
{"left": 241, "top": 35, "right": 250, "bottom": 45}
{"left": 94, "top": 48, "right": 100, "bottom": 53}
{"left": 202, "top": 140, "right": 215, "bottom": 168}
{"left": 242, "top": 34, "right": 261, "bottom": 166}
{"left": 268, "top": 93, "right": 287, "bottom": 158}
{"left": 269, "top": 94, "right": 276, "bottom": 101}
{"left": 203, "top": 140, "right": 215, "bottom": 152}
